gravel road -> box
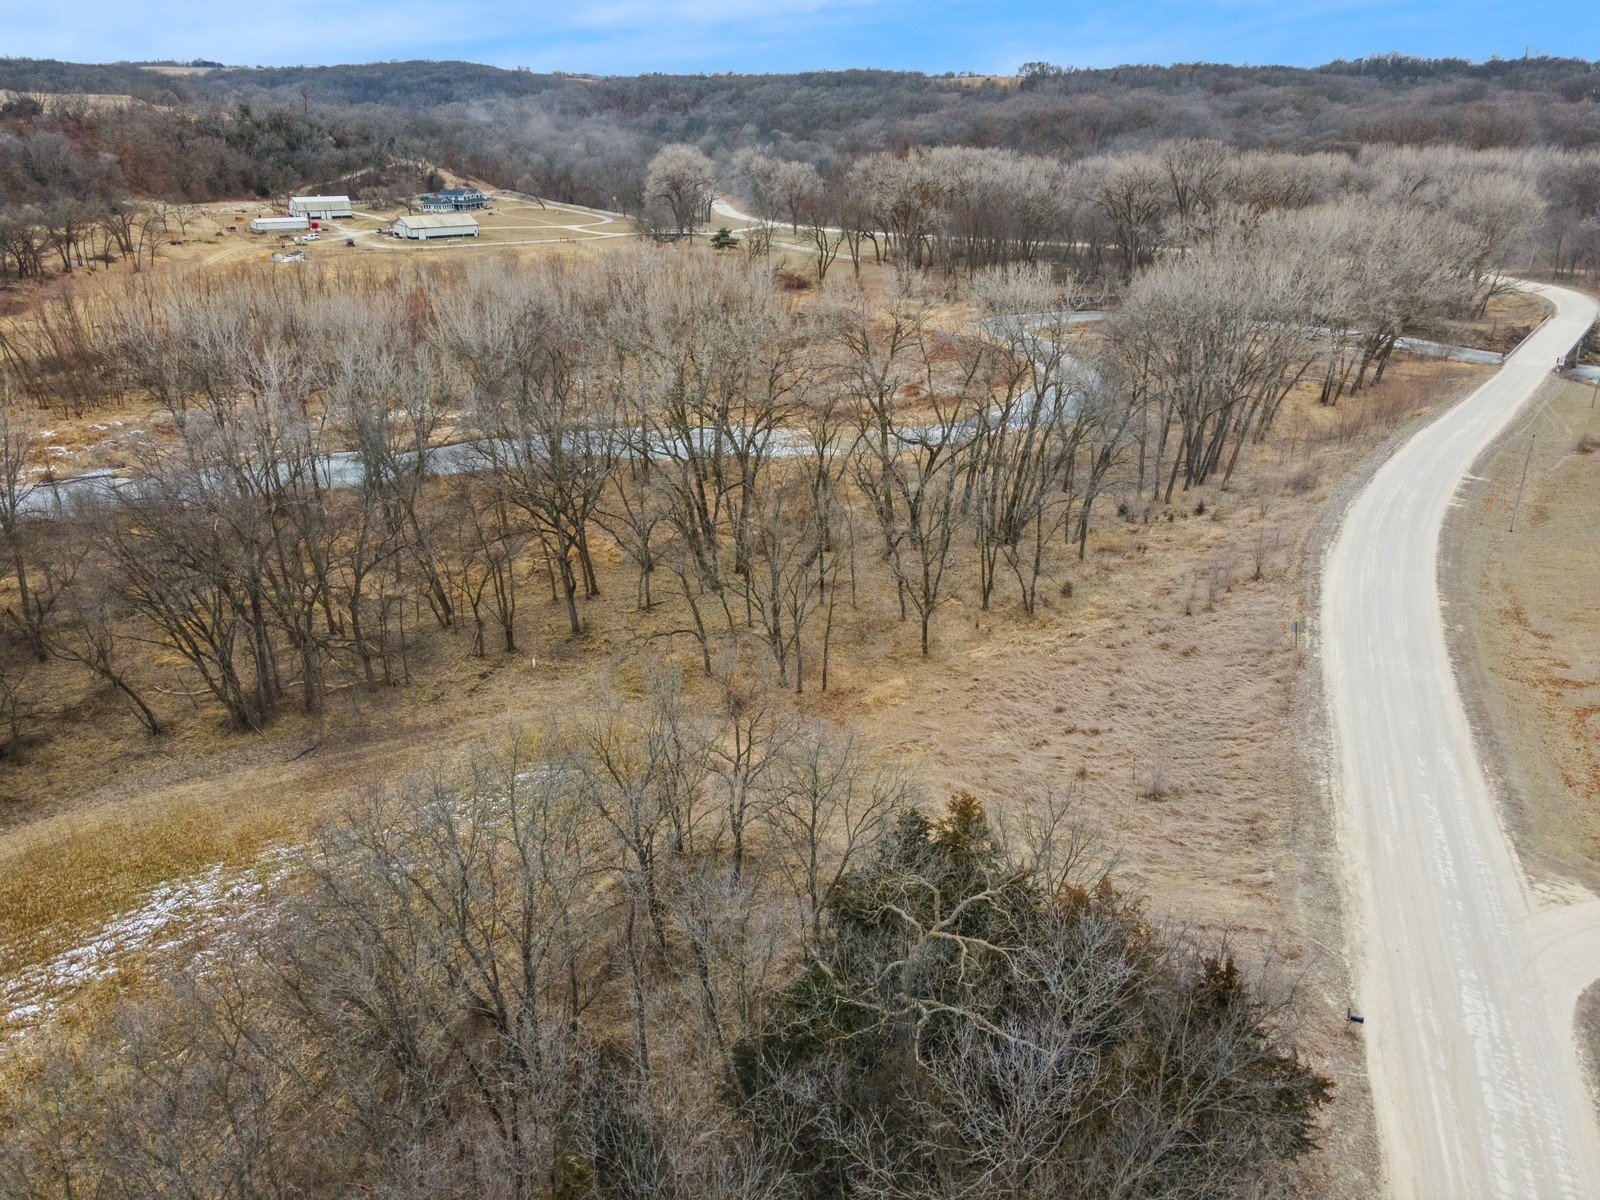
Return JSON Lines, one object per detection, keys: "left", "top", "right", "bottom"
{"left": 1323, "top": 281, "right": 1600, "bottom": 1198}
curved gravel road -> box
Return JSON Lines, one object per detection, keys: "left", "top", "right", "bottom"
{"left": 1323, "top": 281, "right": 1600, "bottom": 1198}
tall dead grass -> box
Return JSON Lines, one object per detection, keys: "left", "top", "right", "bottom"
{"left": 0, "top": 774, "right": 315, "bottom": 976}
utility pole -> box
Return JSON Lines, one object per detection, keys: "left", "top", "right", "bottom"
{"left": 1509, "top": 433, "right": 1536, "bottom": 534}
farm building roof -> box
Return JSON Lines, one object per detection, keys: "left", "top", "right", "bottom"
{"left": 395, "top": 213, "right": 480, "bottom": 229}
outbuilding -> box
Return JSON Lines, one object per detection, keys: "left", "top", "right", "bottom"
{"left": 288, "top": 195, "right": 353, "bottom": 219}
{"left": 249, "top": 215, "right": 311, "bottom": 233}
{"left": 393, "top": 213, "right": 480, "bottom": 240}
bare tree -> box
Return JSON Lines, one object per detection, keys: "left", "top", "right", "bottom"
{"left": 835, "top": 282, "right": 978, "bottom": 655}
{"left": 324, "top": 319, "right": 456, "bottom": 630}
{"left": 770, "top": 159, "right": 822, "bottom": 234}
{"left": 279, "top": 744, "right": 602, "bottom": 1198}
{"left": 742, "top": 469, "right": 825, "bottom": 689}
{"left": 596, "top": 449, "right": 670, "bottom": 611}
{"left": 50, "top": 558, "right": 163, "bottom": 735}
{"left": 965, "top": 267, "right": 1103, "bottom": 611}
{"left": 1080, "top": 152, "right": 1170, "bottom": 281}
{"left": 1108, "top": 239, "right": 1318, "bottom": 501}
{"left": 643, "top": 144, "right": 717, "bottom": 239}
{"left": 606, "top": 250, "right": 805, "bottom": 670}
{"left": 442, "top": 474, "right": 527, "bottom": 656}
{"left": 439, "top": 263, "right": 616, "bottom": 636}
{"left": 770, "top": 729, "right": 914, "bottom": 937}
{"left": 0, "top": 403, "right": 57, "bottom": 660}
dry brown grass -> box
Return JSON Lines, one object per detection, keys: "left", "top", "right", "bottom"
{"left": 854, "top": 358, "right": 1493, "bottom": 1196}
{"left": 862, "top": 357, "right": 1491, "bottom": 919}
{"left": 1445, "top": 375, "right": 1600, "bottom": 889}
{"left": 0, "top": 234, "right": 899, "bottom": 482}
{"left": 0, "top": 360, "right": 1490, "bottom": 904}
{"left": 946, "top": 75, "right": 1020, "bottom": 89}
{"left": 1427, "top": 288, "right": 1551, "bottom": 355}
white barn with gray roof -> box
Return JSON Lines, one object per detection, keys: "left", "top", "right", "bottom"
{"left": 393, "top": 213, "right": 480, "bottom": 240}
{"left": 288, "top": 195, "right": 353, "bottom": 219}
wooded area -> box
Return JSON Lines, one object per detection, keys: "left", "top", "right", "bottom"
{"left": 0, "top": 734, "right": 1330, "bottom": 1199}
{"left": 1, "top": 55, "right": 1599, "bottom": 283}
{"left": 0, "top": 135, "right": 1528, "bottom": 751}
{"left": 0, "top": 52, "right": 1591, "bottom": 1199}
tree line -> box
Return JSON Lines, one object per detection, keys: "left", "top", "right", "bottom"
{"left": 712, "top": 140, "right": 1564, "bottom": 287}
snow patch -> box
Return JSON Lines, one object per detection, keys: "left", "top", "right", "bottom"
{"left": 0, "top": 852, "right": 292, "bottom": 1046}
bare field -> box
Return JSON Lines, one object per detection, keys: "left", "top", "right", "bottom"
{"left": 362, "top": 196, "right": 638, "bottom": 248}
{"left": 0, "top": 186, "right": 638, "bottom": 318}
{"left": 0, "top": 189, "right": 651, "bottom": 475}
{"left": 0, "top": 90, "right": 149, "bottom": 112}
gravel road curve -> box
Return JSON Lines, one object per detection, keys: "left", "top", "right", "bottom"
{"left": 1323, "top": 281, "right": 1600, "bottom": 1199}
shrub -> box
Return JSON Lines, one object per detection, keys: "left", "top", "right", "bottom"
{"left": 732, "top": 794, "right": 1332, "bottom": 1199}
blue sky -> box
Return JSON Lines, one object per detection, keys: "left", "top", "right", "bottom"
{"left": 6, "top": 0, "right": 1596, "bottom": 75}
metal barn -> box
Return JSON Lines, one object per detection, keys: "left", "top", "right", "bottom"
{"left": 249, "top": 215, "right": 311, "bottom": 233}
{"left": 288, "top": 195, "right": 354, "bottom": 219}
{"left": 393, "top": 214, "right": 481, "bottom": 240}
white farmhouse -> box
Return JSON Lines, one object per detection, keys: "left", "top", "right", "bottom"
{"left": 393, "top": 213, "right": 480, "bottom": 240}
{"left": 288, "top": 195, "right": 354, "bottom": 219}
